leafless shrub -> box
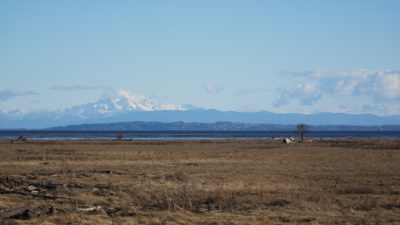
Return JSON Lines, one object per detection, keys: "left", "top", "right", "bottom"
{"left": 116, "top": 132, "right": 124, "bottom": 141}
{"left": 164, "top": 171, "right": 188, "bottom": 182}
{"left": 134, "top": 184, "right": 273, "bottom": 213}
{"left": 297, "top": 123, "right": 309, "bottom": 142}
{"left": 152, "top": 184, "right": 202, "bottom": 212}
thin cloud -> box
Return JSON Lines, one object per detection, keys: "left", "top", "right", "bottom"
{"left": 273, "top": 83, "right": 322, "bottom": 107}
{"left": 312, "top": 69, "right": 400, "bottom": 100}
{"left": 203, "top": 83, "right": 223, "bottom": 95}
{"left": 51, "top": 84, "right": 112, "bottom": 92}
{"left": 234, "top": 88, "right": 270, "bottom": 96}
{"left": 0, "top": 89, "right": 39, "bottom": 101}
{"left": 277, "top": 70, "right": 313, "bottom": 77}
{"left": 273, "top": 69, "right": 400, "bottom": 107}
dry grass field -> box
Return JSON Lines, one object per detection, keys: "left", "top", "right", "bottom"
{"left": 0, "top": 139, "right": 399, "bottom": 225}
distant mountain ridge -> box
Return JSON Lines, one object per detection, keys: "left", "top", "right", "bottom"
{"left": 49, "top": 121, "right": 400, "bottom": 131}
{"left": 1, "top": 91, "right": 400, "bottom": 129}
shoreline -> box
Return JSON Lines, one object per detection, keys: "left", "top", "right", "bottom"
{"left": 1, "top": 131, "right": 399, "bottom": 141}
{"left": 1, "top": 135, "right": 399, "bottom": 141}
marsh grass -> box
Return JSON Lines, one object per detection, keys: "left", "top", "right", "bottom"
{"left": 0, "top": 139, "right": 399, "bottom": 224}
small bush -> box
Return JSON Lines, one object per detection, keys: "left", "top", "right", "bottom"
{"left": 153, "top": 184, "right": 202, "bottom": 212}
{"left": 134, "top": 184, "right": 274, "bottom": 213}
{"left": 116, "top": 132, "right": 124, "bottom": 140}
{"left": 164, "top": 171, "right": 188, "bottom": 182}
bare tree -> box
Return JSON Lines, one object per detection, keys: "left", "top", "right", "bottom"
{"left": 116, "top": 132, "right": 124, "bottom": 141}
{"left": 297, "top": 123, "right": 309, "bottom": 142}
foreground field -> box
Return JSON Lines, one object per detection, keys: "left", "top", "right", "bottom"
{"left": 0, "top": 139, "right": 399, "bottom": 224}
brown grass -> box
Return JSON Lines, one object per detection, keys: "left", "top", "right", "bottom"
{"left": 0, "top": 139, "right": 399, "bottom": 224}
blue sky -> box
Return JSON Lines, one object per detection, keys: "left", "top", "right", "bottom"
{"left": 1, "top": 1, "right": 399, "bottom": 115}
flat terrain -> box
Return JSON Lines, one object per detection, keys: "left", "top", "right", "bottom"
{"left": 0, "top": 139, "right": 399, "bottom": 225}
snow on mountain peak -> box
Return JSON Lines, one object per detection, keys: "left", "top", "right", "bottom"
{"left": 58, "top": 90, "right": 186, "bottom": 118}
{"left": 114, "top": 90, "right": 156, "bottom": 111}
{"left": 112, "top": 90, "right": 185, "bottom": 111}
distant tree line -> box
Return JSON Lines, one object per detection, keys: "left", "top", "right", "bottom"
{"left": 49, "top": 121, "right": 400, "bottom": 131}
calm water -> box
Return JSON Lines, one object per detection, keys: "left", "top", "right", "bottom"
{"left": 0, "top": 130, "right": 399, "bottom": 140}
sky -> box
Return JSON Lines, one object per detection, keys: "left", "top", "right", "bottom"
{"left": 0, "top": 0, "right": 399, "bottom": 115}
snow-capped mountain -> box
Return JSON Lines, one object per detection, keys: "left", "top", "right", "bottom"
{"left": 0, "top": 90, "right": 399, "bottom": 129}
{"left": 0, "top": 90, "right": 193, "bottom": 128}
{"left": 56, "top": 90, "right": 186, "bottom": 118}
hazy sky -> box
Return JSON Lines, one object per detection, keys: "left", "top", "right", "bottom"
{"left": 1, "top": 1, "right": 399, "bottom": 115}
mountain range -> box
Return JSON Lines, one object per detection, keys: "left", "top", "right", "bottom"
{"left": 1, "top": 91, "right": 400, "bottom": 129}
{"left": 50, "top": 121, "right": 400, "bottom": 131}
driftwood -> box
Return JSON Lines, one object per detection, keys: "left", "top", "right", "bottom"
{"left": 78, "top": 206, "right": 102, "bottom": 215}
{"left": 11, "top": 135, "right": 27, "bottom": 144}
{"left": 1, "top": 204, "right": 55, "bottom": 220}
{"left": 0, "top": 188, "right": 72, "bottom": 200}
{"left": 0, "top": 176, "right": 57, "bottom": 190}
{"left": 0, "top": 176, "right": 111, "bottom": 191}
{"left": 105, "top": 207, "right": 137, "bottom": 217}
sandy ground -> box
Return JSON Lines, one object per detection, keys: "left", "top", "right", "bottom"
{"left": 0, "top": 139, "right": 399, "bottom": 225}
